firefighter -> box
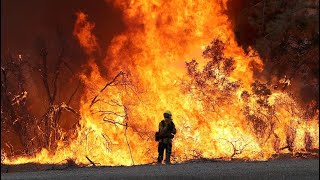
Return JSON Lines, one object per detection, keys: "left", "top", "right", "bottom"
{"left": 157, "top": 110, "right": 176, "bottom": 164}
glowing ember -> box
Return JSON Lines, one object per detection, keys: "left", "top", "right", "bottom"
{"left": 2, "top": 0, "right": 319, "bottom": 166}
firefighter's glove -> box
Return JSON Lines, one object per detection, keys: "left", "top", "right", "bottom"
{"left": 170, "top": 133, "right": 175, "bottom": 139}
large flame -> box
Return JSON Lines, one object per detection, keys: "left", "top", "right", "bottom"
{"left": 2, "top": 0, "right": 318, "bottom": 166}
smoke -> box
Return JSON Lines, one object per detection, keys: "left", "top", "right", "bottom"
{"left": 1, "top": 0, "right": 124, "bottom": 68}
{"left": 1, "top": 0, "right": 126, "bottom": 111}
{"left": 1, "top": 0, "right": 125, "bottom": 155}
{"left": 226, "top": 0, "right": 319, "bottom": 109}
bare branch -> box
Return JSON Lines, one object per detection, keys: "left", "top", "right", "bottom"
{"left": 103, "top": 118, "right": 127, "bottom": 127}
{"left": 97, "top": 110, "right": 126, "bottom": 117}
{"left": 221, "top": 138, "right": 250, "bottom": 159}
{"left": 100, "top": 71, "right": 125, "bottom": 93}
{"left": 67, "top": 80, "right": 81, "bottom": 105}
{"left": 40, "top": 48, "right": 53, "bottom": 104}
{"left": 101, "top": 133, "right": 112, "bottom": 152}
{"left": 85, "top": 156, "right": 96, "bottom": 167}
{"left": 123, "top": 106, "right": 134, "bottom": 165}
{"left": 62, "top": 60, "right": 74, "bottom": 74}
{"left": 59, "top": 103, "right": 79, "bottom": 116}
{"left": 89, "top": 71, "right": 125, "bottom": 108}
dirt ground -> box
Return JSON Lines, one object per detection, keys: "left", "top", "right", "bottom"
{"left": 1, "top": 159, "right": 319, "bottom": 180}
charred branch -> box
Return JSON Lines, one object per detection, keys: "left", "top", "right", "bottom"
{"left": 221, "top": 138, "right": 250, "bottom": 159}
{"left": 100, "top": 71, "right": 125, "bottom": 92}
{"left": 90, "top": 71, "right": 125, "bottom": 108}
{"left": 101, "top": 133, "right": 112, "bottom": 152}
{"left": 103, "top": 118, "right": 127, "bottom": 127}
{"left": 40, "top": 48, "right": 53, "bottom": 105}
{"left": 67, "top": 80, "right": 81, "bottom": 105}
{"left": 85, "top": 156, "right": 96, "bottom": 167}
{"left": 123, "top": 106, "right": 134, "bottom": 165}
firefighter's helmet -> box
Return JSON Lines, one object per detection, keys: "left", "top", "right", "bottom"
{"left": 163, "top": 111, "right": 172, "bottom": 118}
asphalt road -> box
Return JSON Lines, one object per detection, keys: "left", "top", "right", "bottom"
{"left": 1, "top": 159, "right": 319, "bottom": 180}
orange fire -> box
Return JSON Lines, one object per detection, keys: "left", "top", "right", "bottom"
{"left": 2, "top": 0, "right": 319, "bottom": 166}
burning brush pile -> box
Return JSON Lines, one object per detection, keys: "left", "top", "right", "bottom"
{"left": 1, "top": 0, "right": 319, "bottom": 166}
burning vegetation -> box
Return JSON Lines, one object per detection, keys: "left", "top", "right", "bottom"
{"left": 1, "top": 0, "right": 319, "bottom": 166}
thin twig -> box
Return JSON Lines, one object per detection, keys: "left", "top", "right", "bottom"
{"left": 100, "top": 71, "right": 124, "bottom": 92}
{"left": 124, "top": 106, "right": 134, "bottom": 165}
{"left": 85, "top": 156, "right": 96, "bottom": 167}
{"left": 67, "top": 80, "right": 81, "bottom": 105}
{"left": 89, "top": 71, "right": 125, "bottom": 108}
{"left": 103, "top": 118, "right": 127, "bottom": 127}
{"left": 221, "top": 138, "right": 250, "bottom": 158}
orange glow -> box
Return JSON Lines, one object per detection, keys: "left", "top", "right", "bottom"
{"left": 2, "top": 0, "right": 318, "bottom": 166}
